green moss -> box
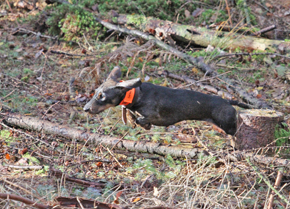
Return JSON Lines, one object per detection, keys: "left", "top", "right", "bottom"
{"left": 126, "top": 15, "right": 147, "bottom": 27}
{"left": 275, "top": 124, "right": 290, "bottom": 146}
{"left": 46, "top": 2, "right": 102, "bottom": 41}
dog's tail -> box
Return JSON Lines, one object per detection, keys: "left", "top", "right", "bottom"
{"left": 228, "top": 100, "right": 251, "bottom": 109}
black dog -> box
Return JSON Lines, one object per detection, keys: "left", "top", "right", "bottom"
{"left": 84, "top": 66, "right": 249, "bottom": 135}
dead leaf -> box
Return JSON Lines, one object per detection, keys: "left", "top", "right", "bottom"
{"left": 116, "top": 191, "right": 123, "bottom": 199}
{"left": 192, "top": 8, "right": 204, "bottom": 17}
{"left": 5, "top": 153, "right": 10, "bottom": 160}
{"left": 153, "top": 187, "right": 159, "bottom": 196}
{"left": 185, "top": 10, "right": 191, "bottom": 18}
{"left": 265, "top": 2, "right": 273, "bottom": 8}
{"left": 113, "top": 191, "right": 122, "bottom": 203}
{"left": 19, "top": 148, "right": 28, "bottom": 155}
{"left": 212, "top": 125, "right": 226, "bottom": 134}
{"left": 267, "top": 13, "right": 273, "bottom": 16}
{"left": 161, "top": 79, "right": 167, "bottom": 87}
{"left": 132, "top": 197, "right": 141, "bottom": 203}
{"left": 113, "top": 199, "right": 119, "bottom": 204}
{"left": 96, "top": 162, "right": 102, "bottom": 167}
{"left": 111, "top": 46, "right": 118, "bottom": 52}
{"left": 35, "top": 49, "right": 44, "bottom": 59}
{"left": 192, "top": 67, "right": 198, "bottom": 74}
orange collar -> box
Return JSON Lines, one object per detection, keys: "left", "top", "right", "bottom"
{"left": 119, "top": 88, "right": 136, "bottom": 106}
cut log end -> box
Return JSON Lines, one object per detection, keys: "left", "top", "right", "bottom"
{"left": 234, "top": 109, "right": 284, "bottom": 150}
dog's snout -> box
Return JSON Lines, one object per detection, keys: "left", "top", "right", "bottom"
{"left": 83, "top": 101, "right": 92, "bottom": 112}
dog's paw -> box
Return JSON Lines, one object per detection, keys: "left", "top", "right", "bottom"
{"left": 136, "top": 117, "right": 152, "bottom": 130}
{"left": 142, "top": 123, "right": 152, "bottom": 130}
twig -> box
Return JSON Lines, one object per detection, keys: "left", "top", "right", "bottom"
{"left": 1, "top": 90, "right": 15, "bottom": 100}
{"left": 76, "top": 197, "right": 85, "bottom": 209}
{"left": 5, "top": 0, "right": 12, "bottom": 12}
{"left": 106, "top": 147, "right": 123, "bottom": 168}
{"left": 0, "top": 101, "right": 12, "bottom": 111}
{"left": 252, "top": 25, "right": 276, "bottom": 36}
{"left": 267, "top": 169, "right": 284, "bottom": 209}
{"left": 11, "top": 28, "right": 57, "bottom": 40}
{"left": 246, "top": 158, "right": 290, "bottom": 206}
{"left": 3, "top": 179, "right": 34, "bottom": 197}
{"left": 140, "top": 174, "right": 153, "bottom": 188}
{"left": 0, "top": 193, "right": 51, "bottom": 209}
{"left": 162, "top": 70, "right": 234, "bottom": 100}
{"left": 41, "top": 101, "right": 60, "bottom": 119}
{"left": 50, "top": 168, "right": 106, "bottom": 187}
{"left": 110, "top": 131, "right": 129, "bottom": 151}
{"left": 212, "top": 52, "right": 290, "bottom": 61}
{"left": 50, "top": 50, "right": 87, "bottom": 57}
{"left": 56, "top": 196, "right": 124, "bottom": 209}
{"left": 3, "top": 165, "right": 43, "bottom": 170}
{"left": 225, "top": 0, "right": 232, "bottom": 26}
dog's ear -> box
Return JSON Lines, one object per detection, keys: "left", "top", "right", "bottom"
{"left": 107, "top": 66, "right": 121, "bottom": 81}
{"left": 115, "top": 78, "right": 142, "bottom": 89}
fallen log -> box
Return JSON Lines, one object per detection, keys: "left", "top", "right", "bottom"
{"left": 115, "top": 14, "right": 290, "bottom": 52}
{"left": 2, "top": 113, "right": 290, "bottom": 169}
{"left": 46, "top": 0, "right": 290, "bottom": 52}
{"left": 2, "top": 113, "right": 198, "bottom": 158}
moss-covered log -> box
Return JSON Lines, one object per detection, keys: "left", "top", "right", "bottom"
{"left": 116, "top": 14, "right": 290, "bottom": 52}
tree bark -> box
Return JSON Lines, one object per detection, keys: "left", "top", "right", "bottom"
{"left": 234, "top": 109, "right": 284, "bottom": 150}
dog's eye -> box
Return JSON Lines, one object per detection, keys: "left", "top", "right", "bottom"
{"left": 97, "top": 92, "right": 106, "bottom": 101}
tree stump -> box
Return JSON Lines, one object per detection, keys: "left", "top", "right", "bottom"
{"left": 234, "top": 109, "right": 284, "bottom": 150}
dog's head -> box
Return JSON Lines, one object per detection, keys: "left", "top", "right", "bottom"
{"left": 83, "top": 66, "right": 142, "bottom": 114}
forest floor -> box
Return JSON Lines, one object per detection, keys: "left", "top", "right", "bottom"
{"left": 0, "top": 0, "right": 290, "bottom": 208}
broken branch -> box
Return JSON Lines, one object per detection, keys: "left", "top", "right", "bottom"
{"left": 0, "top": 193, "right": 50, "bottom": 209}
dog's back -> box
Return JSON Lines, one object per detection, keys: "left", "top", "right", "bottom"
{"left": 130, "top": 82, "right": 237, "bottom": 134}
